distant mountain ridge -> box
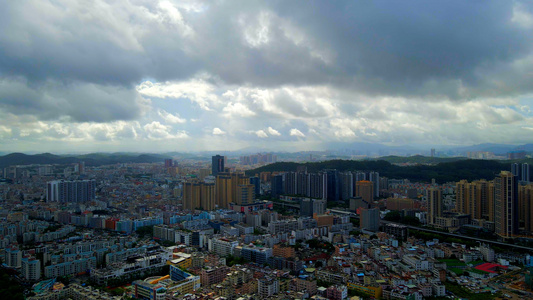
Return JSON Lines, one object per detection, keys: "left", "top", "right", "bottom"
{"left": 0, "top": 152, "right": 167, "bottom": 169}
{"left": 314, "top": 142, "right": 533, "bottom": 156}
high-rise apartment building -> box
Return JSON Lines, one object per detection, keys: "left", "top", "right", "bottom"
{"left": 182, "top": 181, "right": 215, "bottom": 211}
{"left": 46, "top": 180, "right": 96, "bottom": 203}
{"left": 487, "top": 181, "right": 495, "bottom": 222}
{"left": 250, "top": 177, "right": 260, "bottom": 196}
{"left": 215, "top": 172, "right": 248, "bottom": 208}
{"left": 339, "top": 172, "right": 354, "bottom": 201}
{"left": 284, "top": 172, "right": 298, "bottom": 195}
{"left": 307, "top": 172, "right": 326, "bottom": 200}
{"left": 455, "top": 179, "right": 489, "bottom": 220}
{"left": 325, "top": 169, "right": 340, "bottom": 202}
{"left": 455, "top": 180, "right": 468, "bottom": 215}
{"left": 21, "top": 256, "right": 41, "bottom": 281}
{"left": 428, "top": 188, "right": 442, "bottom": 225}
{"left": 368, "top": 172, "right": 380, "bottom": 198}
{"left": 235, "top": 184, "right": 255, "bottom": 205}
{"left": 522, "top": 163, "right": 530, "bottom": 183}
{"left": 472, "top": 180, "right": 489, "bottom": 220}
{"left": 512, "top": 163, "right": 520, "bottom": 177}
{"left": 300, "top": 198, "right": 326, "bottom": 217}
{"left": 271, "top": 175, "right": 283, "bottom": 199}
{"left": 518, "top": 183, "right": 533, "bottom": 232}
{"left": 212, "top": 155, "right": 225, "bottom": 177}
{"left": 164, "top": 159, "right": 173, "bottom": 168}
{"left": 494, "top": 171, "right": 518, "bottom": 238}
{"left": 356, "top": 180, "right": 374, "bottom": 203}
{"left": 360, "top": 208, "right": 380, "bottom": 232}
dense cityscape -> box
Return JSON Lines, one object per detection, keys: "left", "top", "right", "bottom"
{"left": 3, "top": 1, "right": 533, "bottom": 300}
{"left": 1, "top": 151, "right": 533, "bottom": 300}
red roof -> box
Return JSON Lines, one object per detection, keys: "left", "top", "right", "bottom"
{"left": 474, "top": 263, "right": 507, "bottom": 274}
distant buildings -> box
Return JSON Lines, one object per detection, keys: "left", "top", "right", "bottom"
{"left": 467, "top": 151, "right": 495, "bottom": 159}
{"left": 508, "top": 151, "right": 526, "bottom": 160}
{"left": 240, "top": 153, "right": 277, "bottom": 165}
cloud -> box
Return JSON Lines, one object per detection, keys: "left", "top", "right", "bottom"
{"left": 158, "top": 109, "right": 186, "bottom": 124}
{"left": 512, "top": 3, "right": 533, "bottom": 28}
{"left": 2, "top": 0, "right": 533, "bottom": 100}
{"left": 212, "top": 127, "right": 226, "bottom": 135}
{"left": 137, "top": 79, "right": 218, "bottom": 110}
{"left": 143, "top": 121, "right": 188, "bottom": 140}
{"left": 0, "top": 77, "right": 148, "bottom": 122}
{"left": 222, "top": 102, "right": 256, "bottom": 118}
{"left": 2, "top": 1, "right": 533, "bottom": 151}
{"left": 267, "top": 127, "right": 281, "bottom": 136}
{"left": 255, "top": 130, "right": 268, "bottom": 138}
{"left": 290, "top": 128, "right": 305, "bottom": 137}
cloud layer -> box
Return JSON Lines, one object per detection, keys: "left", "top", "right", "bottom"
{"left": 1, "top": 0, "right": 533, "bottom": 152}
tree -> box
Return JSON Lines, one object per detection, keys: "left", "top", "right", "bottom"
{"left": 402, "top": 216, "right": 421, "bottom": 226}
{"left": 384, "top": 211, "right": 402, "bottom": 222}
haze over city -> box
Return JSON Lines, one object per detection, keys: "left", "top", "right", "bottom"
{"left": 2, "top": 1, "right": 533, "bottom": 153}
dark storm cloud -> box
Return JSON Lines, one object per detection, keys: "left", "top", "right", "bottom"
{"left": 0, "top": 1, "right": 200, "bottom": 86}
{"left": 1, "top": 0, "right": 533, "bottom": 125}
{"left": 264, "top": 0, "right": 533, "bottom": 98}
{"left": 0, "top": 77, "right": 145, "bottom": 122}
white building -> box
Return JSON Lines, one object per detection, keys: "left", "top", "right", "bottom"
{"left": 4, "top": 247, "right": 22, "bottom": 268}
{"left": 210, "top": 237, "right": 238, "bottom": 257}
{"left": 21, "top": 257, "right": 41, "bottom": 281}
{"left": 258, "top": 277, "right": 280, "bottom": 298}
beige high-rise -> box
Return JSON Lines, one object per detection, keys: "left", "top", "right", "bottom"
{"left": 215, "top": 172, "right": 249, "bottom": 208}
{"left": 183, "top": 180, "right": 215, "bottom": 211}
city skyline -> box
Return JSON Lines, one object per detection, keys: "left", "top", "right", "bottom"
{"left": 2, "top": 1, "right": 533, "bottom": 153}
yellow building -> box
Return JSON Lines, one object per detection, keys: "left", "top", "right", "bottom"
{"left": 235, "top": 184, "right": 255, "bottom": 205}
{"left": 456, "top": 179, "right": 490, "bottom": 220}
{"left": 519, "top": 183, "right": 533, "bottom": 233}
{"left": 273, "top": 244, "right": 296, "bottom": 258}
{"left": 215, "top": 172, "right": 249, "bottom": 209}
{"left": 346, "top": 282, "right": 382, "bottom": 298}
{"left": 167, "top": 265, "right": 201, "bottom": 296}
{"left": 168, "top": 253, "right": 192, "bottom": 270}
{"left": 182, "top": 181, "right": 215, "bottom": 211}
{"left": 356, "top": 181, "right": 373, "bottom": 203}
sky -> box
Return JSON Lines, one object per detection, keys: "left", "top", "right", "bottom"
{"left": 2, "top": 0, "right": 533, "bottom": 153}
